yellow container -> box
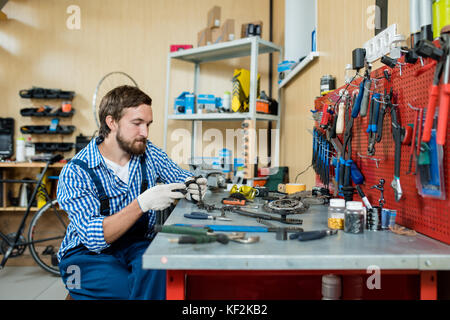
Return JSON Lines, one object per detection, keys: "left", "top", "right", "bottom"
{"left": 285, "top": 183, "right": 306, "bottom": 194}
{"left": 433, "top": 0, "right": 450, "bottom": 38}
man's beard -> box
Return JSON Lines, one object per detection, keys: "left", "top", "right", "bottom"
{"left": 116, "top": 129, "right": 147, "bottom": 155}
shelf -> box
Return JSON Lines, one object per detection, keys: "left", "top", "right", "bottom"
{"left": 20, "top": 108, "right": 75, "bottom": 118}
{"left": 0, "top": 162, "right": 65, "bottom": 168}
{"left": 169, "top": 37, "right": 282, "bottom": 64}
{"left": 168, "top": 113, "right": 280, "bottom": 121}
{"left": 20, "top": 125, "right": 75, "bottom": 135}
{"left": 278, "top": 51, "right": 320, "bottom": 89}
{"left": 0, "top": 206, "right": 64, "bottom": 212}
{"left": 0, "top": 206, "right": 40, "bottom": 212}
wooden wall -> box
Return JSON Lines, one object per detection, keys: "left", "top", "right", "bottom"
{"left": 272, "top": 0, "right": 410, "bottom": 187}
{"left": 0, "top": 0, "right": 272, "bottom": 169}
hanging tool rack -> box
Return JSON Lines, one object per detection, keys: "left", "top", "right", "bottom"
{"left": 313, "top": 53, "right": 450, "bottom": 245}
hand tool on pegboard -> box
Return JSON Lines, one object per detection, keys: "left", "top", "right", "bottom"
{"left": 389, "top": 93, "right": 405, "bottom": 202}
{"left": 335, "top": 92, "right": 364, "bottom": 201}
{"left": 367, "top": 93, "right": 381, "bottom": 155}
{"left": 416, "top": 26, "right": 450, "bottom": 146}
{"left": 406, "top": 104, "right": 420, "bottom": 175}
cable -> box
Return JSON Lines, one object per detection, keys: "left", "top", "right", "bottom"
{"left": 294, "top": 164, "right": 313, "bottom": 183}
{"left": 330, "top": 72, "right": 359, "bottom": 111}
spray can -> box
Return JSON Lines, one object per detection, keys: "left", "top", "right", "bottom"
{"left": 433, "top": 0, "right": 450, "bottom": 38}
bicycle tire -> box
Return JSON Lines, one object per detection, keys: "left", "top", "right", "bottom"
{"left": 28, "top": 199, "right": 68, "bottom": 276}
{"left": 92, "top": 71, "right": 138, "bottom": 128}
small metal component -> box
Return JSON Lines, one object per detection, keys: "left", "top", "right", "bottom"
{"left": 371, "top": 179, "right": 386, "bottom": 209}
{"left": 228, "top": 232, "right": 260, "bottom": 244}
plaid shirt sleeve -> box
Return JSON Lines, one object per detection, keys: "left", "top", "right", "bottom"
{"left": 56, "top": 163, "right": 110, "bottom": 253}
{"left": 147, "top": 143, "right": 193, "bottom": 183}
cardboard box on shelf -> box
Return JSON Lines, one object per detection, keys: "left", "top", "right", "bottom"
{"left": 212, "top": 19, "right": 235, "bottom": 44}
{"left": 211, "top": 27, "right": 221, "bottom": 44}
{"left": 207, "top": 6, "right": 221, "bottom": 28}
{"left": 198, "top": 28, "right": 212, "bottom": 47}
{"left": 241, "top": 20, "right": 263, "bottom": 38}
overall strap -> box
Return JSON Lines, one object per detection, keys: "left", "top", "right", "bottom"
{"left": 70, "top": 159, "right": 110, "bottom": 216}
{"left": 140, "top": 155, "right": 148, "bottom": 193}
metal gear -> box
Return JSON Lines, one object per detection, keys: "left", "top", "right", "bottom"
{"left": 0, "top": 233, "right": 27, "bottom": 257}
{"left": 263, "top": 199, "right": 308, "bottom": 215}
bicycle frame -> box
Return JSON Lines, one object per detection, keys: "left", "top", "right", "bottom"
{"left": 0, "top": 160, "right": 60, "bottom": 269}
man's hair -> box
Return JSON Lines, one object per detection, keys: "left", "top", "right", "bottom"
{"left": 98, "top": 85, "right": 152, "bottom": 138}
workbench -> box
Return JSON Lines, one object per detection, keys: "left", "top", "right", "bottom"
{"left": 142, "top": 191, "right": 450, "bottom": 300}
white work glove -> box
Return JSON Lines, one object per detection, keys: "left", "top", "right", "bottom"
{"left": 185, "top": 176, "right": 207, "bottom": 202}
{"left": 137, "top": 183, "right": 186, "bottom": 211}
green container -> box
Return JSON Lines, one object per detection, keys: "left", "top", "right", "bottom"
{"left": 433, "top": 0, "right": 450, "bottom": 38}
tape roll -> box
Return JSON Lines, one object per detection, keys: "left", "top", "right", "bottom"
{"left": 285, "top": 183, "right": 306, "bottom": 194}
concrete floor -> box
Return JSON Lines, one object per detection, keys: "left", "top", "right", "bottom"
{"left": 0, "top": 266, "right": 67, "bottom": 300}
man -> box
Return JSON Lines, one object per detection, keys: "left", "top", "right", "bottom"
{"left": 57, "top": 85, "right": 206, "bottom": 300}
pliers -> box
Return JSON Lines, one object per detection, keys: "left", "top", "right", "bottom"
{"left": 183, "top": 211, "right": 232, "bottom": 221}
{"left": 154, "top": 224, "right": 230, "bottom": 244}
{"left": 339, "top": 94, "right": 354, "bottom": 191}
{"left": 376, "top": 88, "right": 393, "bottom": 143}
{"left": 367, "top": 93, "right": 381, "bottom": 155}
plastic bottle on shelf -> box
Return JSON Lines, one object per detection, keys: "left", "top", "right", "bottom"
{"left": 16, "top": 137, "right": 26, "bottom": 162}
{"left": 25, "top": 137, "right": 35, "bottom": 161}
{"left": 344, "top": 201, "right": 365, "bottom": 234}
{"left": 328, "top": 198, "right": 346, "bottom": 230}
{"left": 222, "top": 91, "right": 231, "bottom": 112}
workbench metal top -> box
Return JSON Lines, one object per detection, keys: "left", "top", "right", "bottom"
{"left": 142, "top": 191, "right": 450, "bottom": 271}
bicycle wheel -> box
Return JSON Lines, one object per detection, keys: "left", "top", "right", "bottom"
{"left": 28, "top": 199, "right": 68, "bottom": 276}
{"left": 92, "top": 71, "right": 138, "bottom": 128}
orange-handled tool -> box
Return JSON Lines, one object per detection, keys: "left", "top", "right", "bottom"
{"left": 432, "top": 26, "right": 450, "bottom": 145}
{"left": 436, "top": 65, "right": 450, "bottom": 145}
{"left": 422, "top": 84, "right": 440, "bottom": 142}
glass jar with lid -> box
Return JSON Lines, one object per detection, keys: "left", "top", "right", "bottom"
{"left": 344, "top": 201, "right": 365, "bottom": 234}
{"left": 328, "top": 198, "right": 346, "bottom": 230}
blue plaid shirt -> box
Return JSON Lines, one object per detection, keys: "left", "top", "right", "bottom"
{"left": 56, "top": 138, "right": 192, "bottom": 261}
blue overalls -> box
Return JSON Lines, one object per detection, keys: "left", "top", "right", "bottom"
{"left": 58, "top": 156, "right": 166, "bottom": 300}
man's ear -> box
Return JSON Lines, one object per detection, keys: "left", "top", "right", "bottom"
{"left": 105, "top": 115, "right": 117, "bottom": 132}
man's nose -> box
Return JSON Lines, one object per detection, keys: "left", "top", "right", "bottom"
{"left": 139, "top": 124, "right": 148, "bottom": 137}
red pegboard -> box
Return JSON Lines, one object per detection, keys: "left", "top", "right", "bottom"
{"left": 314, "top": 55, "right": 450, "bottom": 245}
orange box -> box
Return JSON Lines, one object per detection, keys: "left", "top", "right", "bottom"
{"left": 253, "top": 179, "right": 267, "bottom": 187}
{"left": 256, "top": 99, "right": 270, "bottom": 114}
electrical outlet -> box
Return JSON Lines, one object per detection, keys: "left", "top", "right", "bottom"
{"left": 363, "top": 24, "right": 399, "bottom": 62}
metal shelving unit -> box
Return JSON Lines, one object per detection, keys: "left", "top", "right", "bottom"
{"left": 163, "top": 36, "right": 283, "bottom": 174}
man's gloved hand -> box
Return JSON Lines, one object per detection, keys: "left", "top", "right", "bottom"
{"left": 137, "top": 183, "right": 186, "bottom": 211}
{"left": 185, "top": 176, "right": 208, "bottom": 202}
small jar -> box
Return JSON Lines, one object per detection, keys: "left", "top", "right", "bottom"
{"left": 344, "top": 201, "right": 364, "bottom": 234}
{"left": 328, "top": 198, "right": 346, "bottom": 230}
{"left": 320, "top": 74, "right": 336, "bottom": 95}
{"left": 389, "top": 210, "right": 397, "bottom": 228}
